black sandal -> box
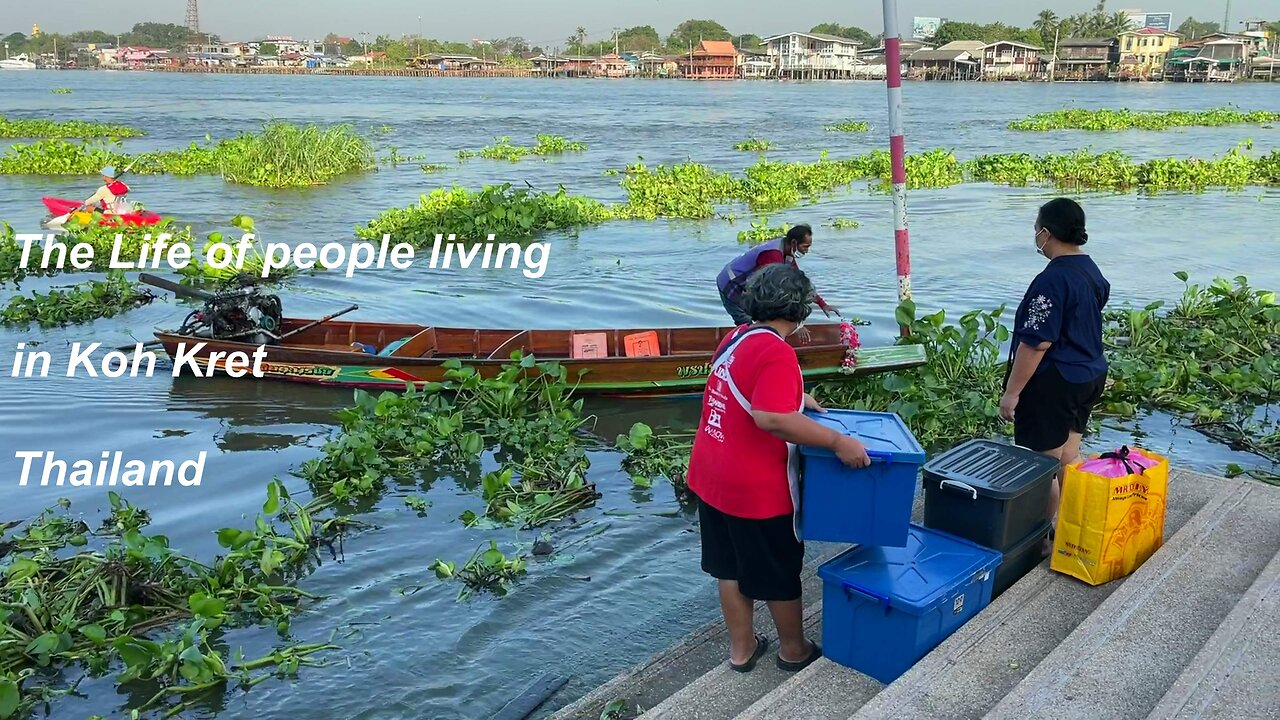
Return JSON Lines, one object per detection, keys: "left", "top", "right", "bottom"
{"left": 730, "top": 633, "right": 770, "bottom": 673}
{"left": 776, "top": 640, "right": 823, "bottom": 672}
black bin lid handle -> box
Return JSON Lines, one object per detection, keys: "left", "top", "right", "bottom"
{"left": 940, "top": 479, "right": 979, "bottom": 500}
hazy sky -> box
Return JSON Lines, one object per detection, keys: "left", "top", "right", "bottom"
{"left": 4, "top": 0, "right": 1272, "bottom": 45}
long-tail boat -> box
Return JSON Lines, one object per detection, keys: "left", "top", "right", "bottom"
{"left": 138, "top": 273, "right": 926, "bottom": 398}
{"left": 153, "top": 319, "right": 926, "bottom": 397}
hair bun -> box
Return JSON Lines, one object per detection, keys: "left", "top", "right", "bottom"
{"left": 1076, "top": 229, "right": 1089, "bottom": 244}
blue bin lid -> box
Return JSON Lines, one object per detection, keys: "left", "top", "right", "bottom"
{"left": 799, "top": 409, "right": 926, "bottom": 464}
{"left": 817, "top": 524, "right": 1002, "bottom": 616}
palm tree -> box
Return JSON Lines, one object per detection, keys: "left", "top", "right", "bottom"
{"left": 1108, "top": 12, "right": 1135, "bottom": 36}
{"left": 1034, "top": 9, "right": 1060, "bottom": 47}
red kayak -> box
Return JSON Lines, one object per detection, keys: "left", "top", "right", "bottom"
{"left": 41, "top": 196, "right": 163, "bottom": 227}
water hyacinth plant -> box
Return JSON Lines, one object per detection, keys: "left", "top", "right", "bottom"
{"left": 177, "top": 215, "right": 305, "bottom": 286}
{"left": 0, "top": 484, "right": 345, "bottom": 718}
{"left": 735, "top": 217, "right": 791, "bottom": 244}
{"left": 357, "top": 183, "right": 614, "bottom": 246}
{"left": 1009, "top": 107, "right": 1280, "bottom": 132}
{"left": 734, "top": 138, "right": 773, "bottom": 152}
{"left": 457, "top": 134, "right": 587, "bottom": 162}
{"left": 0, "top": 115, "right": 143, "bottom": 139}
{"left": 0, "top": 121, "right": 375, "bottom": 188}
{"left": 825, "top": 120, "right": 870, "bottom": 132}
{"left": 0, "top": 271, "right": 157, "bottom": 327}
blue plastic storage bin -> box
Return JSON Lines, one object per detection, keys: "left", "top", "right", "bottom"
{"left": 817, "top": 523, "right": 1002, "bottom": 684}
{"left": 798, "top": 409, "right": 926, "bottom": 546}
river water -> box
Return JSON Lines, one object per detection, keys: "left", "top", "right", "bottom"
{"left": 0, "top": 72, "right": 1278, "bottom": 719}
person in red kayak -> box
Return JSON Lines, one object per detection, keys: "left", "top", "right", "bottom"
{"left": 81, "top": 165, "right": 131, "bottom": 215}
{"left": 716, "top": 224, "right": 840, "bottom": 326}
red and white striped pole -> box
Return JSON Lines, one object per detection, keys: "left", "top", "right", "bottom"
{"left": 882, "top": 0, "right": 912, "bottom": 337}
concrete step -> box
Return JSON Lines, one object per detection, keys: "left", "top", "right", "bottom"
{"left": 634, "top": 598, "right": 826, "bottom": 720}
{"left": 548, "top": 543, "right": 845, "bottom": 720}
{"left": 984, "top": 477, "right": 1280, "bottom": 720}
{"left": 849, "top": 467, "right": 1222, "bottom": 720}
{"left": 1146, "top": 543, "right": 1280, "bottom": 720}
{"left": 732, "top": 658, "right": 881, "bottom": 720}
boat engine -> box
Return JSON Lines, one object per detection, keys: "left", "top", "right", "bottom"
{"left": 139, "top": 273, "right": 283, "bottom": 345}
{"left": 178, "top": 284, "right": 284, "bottom": 345}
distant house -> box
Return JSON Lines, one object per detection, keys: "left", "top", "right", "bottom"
{"left": 351, "top": 51, "right": 388, "bottom": 65}
{"left": 762, "top": 31, "right": 862, "bottom": 79}
{"left": 677, "top": 39, "right": 741, "bottom": 79}
{"left": 527, "top": 54, "right": 595, "bottom": 77}
{"left": 630, "top": 51, "right": 674, "bottom": 76}
{"left": 592, "top": 53, "right": 630, "bottom": 78}
{"left": 1054, "top": 38, "right": 1118, "bottom": 79}
{"left": 740, "top": 48, "right": 775, "bottom": 79}
{"left": 906, "top": 40, "right": 984, "bottom": 80}
{"left": 982, "top": 41, "right": 1046, "bottom": 78}
{"left": 1118, "top": 28, "right": 1181, "bottom": 78}
{"left": 859, "top": 39, "right": 933, "bottom": 63}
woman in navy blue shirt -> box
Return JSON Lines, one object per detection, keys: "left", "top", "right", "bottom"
{"left": 1000, "top": 198, "right": 1110, "bottom": 541}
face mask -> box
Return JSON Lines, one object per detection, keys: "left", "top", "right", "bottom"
{"left": 1034, "top": 229, "right": 1048, "bottom": 256}
{"left": 789, "top": 320, "right": 806, "bottom": 336}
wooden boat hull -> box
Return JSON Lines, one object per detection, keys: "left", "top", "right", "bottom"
{"left": 152, "top": 318, "right": 927, "bottom": 397}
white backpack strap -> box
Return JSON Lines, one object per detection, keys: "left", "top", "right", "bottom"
{"left": 710, "top": 327, "right": 778, "bottom": 414}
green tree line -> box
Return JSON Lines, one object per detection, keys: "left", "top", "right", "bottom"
{"left": 2, "top": 9, "right": 1276, "bottom": 64}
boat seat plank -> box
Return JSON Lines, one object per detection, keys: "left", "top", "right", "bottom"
{"left": 388, "top": 328, "right": 438, "bottom": 358}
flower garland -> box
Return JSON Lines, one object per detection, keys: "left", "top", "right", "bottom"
{"left": 839, "top": 319, "right": 861, "bottom": 372}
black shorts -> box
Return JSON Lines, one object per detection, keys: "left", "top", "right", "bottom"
{"left": 1014, "top": 364, "right": 1107, "bottom": 452}
{"left": 696, "top": 495, "right": 804, "bottom": 602}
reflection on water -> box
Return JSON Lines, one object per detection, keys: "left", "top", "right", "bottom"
{"left": 0, "top": 73, "right": 1278, "bottom": 718}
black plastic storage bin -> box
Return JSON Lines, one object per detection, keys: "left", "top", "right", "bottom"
{"left": 993, "top": 520, "right": 1051, "bottom": 598}
{"left": 922, "top": 439, "right": 1059, "bottom": 552}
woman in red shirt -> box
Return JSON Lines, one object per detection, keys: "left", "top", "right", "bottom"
{"left": 688, "top": 263, "right": 870, "bottom": 673}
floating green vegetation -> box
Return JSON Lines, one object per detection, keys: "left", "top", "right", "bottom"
{"left": 814, "top": 303, "right": 1012, "bottom": 451}
{"left": 0, "top": 484, "right": 343, "bottom": 719}
{"left": 617, "top": 149, "right": 962, "bottom": 219}
{"left": 0, "top": 271, "right": 157, "bottom": 327}
{"left": 0, "top": 139, "right": 125, "bottom": 175}
{"left": 1102, "top": 273, "right": 1280, "bottom": 463}
{"left": 735, "top": 217, "right": 791, "bottom": 244}
{"left": 357, "top": 183, "right": 613, "bottom": 245}
{"left": 0, "top": 115, "right": 143, "bottom": 139}
{"left": 825, "top": 120, "right": 870, "bottom": 133}
{"left": 615, "top": 423, "right": 693, "bottom": 499}
{"left": 457, "top": 134, "right": 587, "bottom": 162}
{"left": 829, "top": 218, "right": 861, "bottom": 229}
{"left": 1009, "top": 107, "right": 1280, "bottom": 132}
{"left": 0, "top": 122, "right": 374, "bottom": 188}
{"left": 431, "top": 541, "right": 528, "bottom": 600}
{"left": 213, "top": 121, "right": 376, "bottom": 188}
{"left": 50, "top": 88, "right": 72, "bottom": 95}
{"left": 0, "top": 223, "right": 57, "bottom": 287}
{"left": 1, "top": 217, "right": 197, "bottom": 287}
{"left": 616, "top": 160, "right": 745, "bottom": 220}
{"left": 420, "top": 163, "right": 449, "bottom": 174}
{"left": 734, "top": 138, "right": 773, "bottom": 152}
{"left": 299, "top": 354, "right": 599, "bottom": 522}
{"left": 177, "top": 215, "right": 304, "bottom": 286}
{"left": 965, "top": 145, "right": 1279, "bottom": 192}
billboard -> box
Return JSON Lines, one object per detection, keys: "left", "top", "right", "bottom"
{"left": 1123, "top": 12, "right": 1174, "bottom": 31}
{"left": 913, "top": 17, "right": 942, "bottom": 39}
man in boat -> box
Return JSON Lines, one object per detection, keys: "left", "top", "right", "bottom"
{"left": 80, "top": 166, "right": 132, "bottom": 215}
{"left": 716, "top": 224, "right": 840, "bottom": 326}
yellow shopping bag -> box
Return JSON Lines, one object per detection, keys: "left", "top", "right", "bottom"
{"left": 1050, "top": 446, "right": 1169, "bottom": 586}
